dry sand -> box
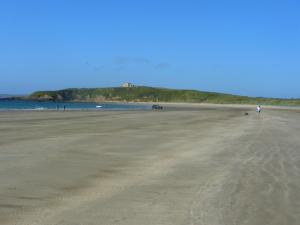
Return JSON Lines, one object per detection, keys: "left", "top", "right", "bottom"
{"left": 0, "top": 105, "right": 299, "bottom": 225}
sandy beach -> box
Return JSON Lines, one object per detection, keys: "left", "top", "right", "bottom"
{"left": 0, "top": 104, "right": 299, "bottom": 225}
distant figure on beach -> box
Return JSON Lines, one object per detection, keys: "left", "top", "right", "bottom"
{"left": 256, "top": 105, "right": 261, "bottom": 114}
{"left": 63, "top": 105, "right": 66, "bottom": 111}
{"left": 56, "top": 104, "right": 59, "bottom": 111}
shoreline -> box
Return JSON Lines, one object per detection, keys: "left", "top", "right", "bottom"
{"left": 1, "top": 102, "right": 300, "bottom": 112}
{"left": 3, "top": 97, "right": 300, "bottom": 108}
{"left": 1, "top": 98, "right": 300, "bottom": 112}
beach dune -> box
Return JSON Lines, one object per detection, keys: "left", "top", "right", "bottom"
{"left": 0, "top": 105, "right": 299, "bottom": 225}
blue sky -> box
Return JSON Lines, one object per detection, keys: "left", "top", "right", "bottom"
{"left": 1, "top": 0, "right": 299, "bottom": 97}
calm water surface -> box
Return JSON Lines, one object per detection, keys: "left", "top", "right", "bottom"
{"left": 0, "top": 100, "right": 150, "bottom": 111}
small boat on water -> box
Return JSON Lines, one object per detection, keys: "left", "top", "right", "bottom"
{"left": 96, "top": 105, "right": 103, "bottom": 108}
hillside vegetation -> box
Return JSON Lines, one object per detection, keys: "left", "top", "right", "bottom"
{"left": 29, "top": 86, "right": 300, "bottom": 106}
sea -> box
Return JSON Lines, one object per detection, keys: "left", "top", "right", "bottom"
{"left": 0, "top": 99, "right": 150, "bottom": 111}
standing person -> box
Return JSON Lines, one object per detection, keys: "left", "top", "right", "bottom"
{"left": 56, "top": 104, "right": 59, "bottom": 111}
{"left": 63, "top": 105, "right": 66, "bottom": 111}
{"left": 256, "top": 105, "right": 261, "bottom": 114}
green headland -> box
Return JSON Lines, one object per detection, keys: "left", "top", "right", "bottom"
{"left": 28, "top": 86, "right": 300, "bottom": 106}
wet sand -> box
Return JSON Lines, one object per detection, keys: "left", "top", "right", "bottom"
{"left": 0, "top": 105, "right": 299, "bottom": 225}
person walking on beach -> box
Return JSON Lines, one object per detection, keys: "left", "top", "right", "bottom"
{"left": 63, "top": 105, "right": 66, "bottom": 111}
{"left": 256, "top": 105, "right": 261, "bottom": 114}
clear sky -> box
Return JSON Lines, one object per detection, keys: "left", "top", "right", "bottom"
{"left": 1, "top": 0, "right": 299, "bottom": 97}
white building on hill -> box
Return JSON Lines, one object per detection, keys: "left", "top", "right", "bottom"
{"left": 122, "top": 82, "right": 135, "bottom": 88}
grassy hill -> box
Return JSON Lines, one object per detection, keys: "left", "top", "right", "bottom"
{"left": 29, "top": 86, "right": 300, "bottom": 106}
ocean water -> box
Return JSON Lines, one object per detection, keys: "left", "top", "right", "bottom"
{"left": 0, "top": 100, "right": 150, "bottom": 111}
